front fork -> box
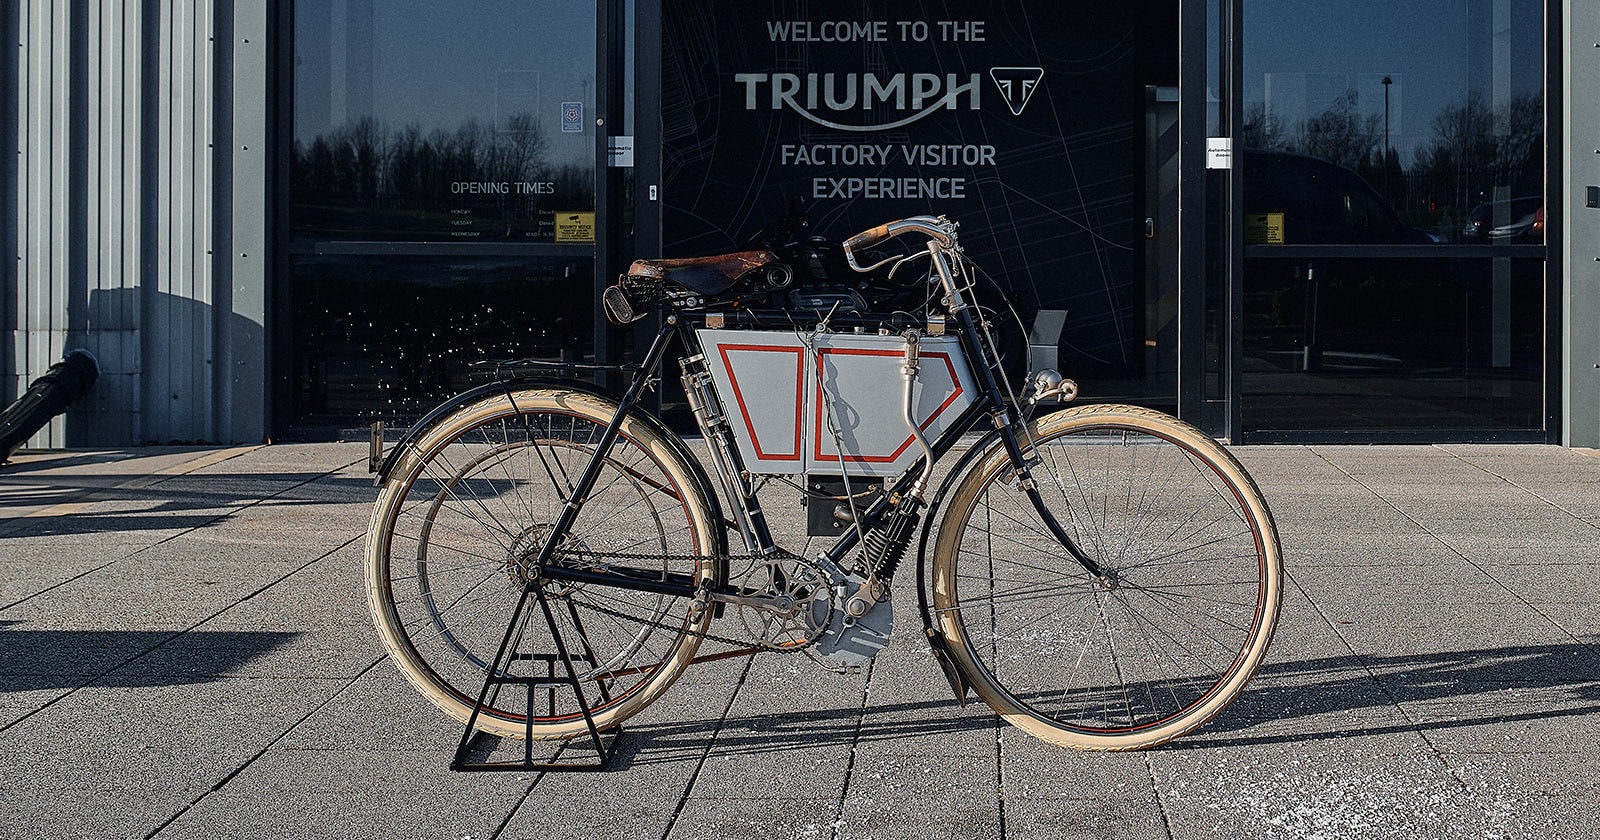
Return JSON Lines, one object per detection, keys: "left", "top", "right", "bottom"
{"left": 923, "top": 241, "right": 1107, "bottom": 585}
{"left": 914, "top": 238, "right": 1119, "bottom": 698}
{"left": 1001, "top": 430, "right": 1110, "bottom": 585}
{"left": 915, "top": 415, "right": 1113, "bottom": 706}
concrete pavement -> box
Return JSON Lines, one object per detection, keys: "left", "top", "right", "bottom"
{"left": 1, "top": 442, "right": 1597, "bottom": 840}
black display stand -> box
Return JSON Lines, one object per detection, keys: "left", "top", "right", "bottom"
{"left": 450, "top": 583, "right": 623, "bottom": 772}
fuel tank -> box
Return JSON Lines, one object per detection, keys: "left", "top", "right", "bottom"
{"left": 696, "top": 328, "right": 976, "bottom": 477}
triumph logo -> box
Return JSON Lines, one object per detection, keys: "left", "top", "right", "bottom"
{"left": 735, "top": 67, "right": 1041, "bottom": 132}
{"left": 989, "top": 67, "right": 1044, "bottom": 116}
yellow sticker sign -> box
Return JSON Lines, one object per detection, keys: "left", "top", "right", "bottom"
{"left": 554, "top": 212, "right": 596, "bottom": 243}
{"left": 1244, "top": 213, "right": 1285, "bottom": 244}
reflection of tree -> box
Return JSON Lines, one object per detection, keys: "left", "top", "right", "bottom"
{"left": 1410, "top": 92, "right": 1543, "bottom": 216}
{"left": 1296, "top": 90, "right": 1381, "bottom": 172}
{"left": 292, "top": 114, "right": 590, "bottom": 237}
{"left": 1245, "top": 90, "right": 1544, "bottom": 234}
{"left": 1246, "top": 89, "right": 1379, "bottom": 171}
{"left": 1242, "top": 102, "right": 1285, "bottom": 150}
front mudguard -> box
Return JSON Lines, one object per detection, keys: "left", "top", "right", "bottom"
{"left": 913, "top": 425, "right": 1012, "bottom": 704}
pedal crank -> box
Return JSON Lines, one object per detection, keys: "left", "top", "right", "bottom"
{"left": 725, "top": 554, "right": 833, "bottom": 651}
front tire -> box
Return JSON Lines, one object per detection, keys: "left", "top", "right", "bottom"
{"left": 932, "top": 404, "right": 1282, "bottom": 749}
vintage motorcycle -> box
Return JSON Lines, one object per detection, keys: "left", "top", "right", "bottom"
{"left": 364, "top": 214, "right": 1283, "bottom": 767}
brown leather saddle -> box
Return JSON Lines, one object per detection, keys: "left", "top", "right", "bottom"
{"left": 626, "top": 251, "right": 777, "bottom": 296}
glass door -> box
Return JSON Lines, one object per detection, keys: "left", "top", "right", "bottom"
{"left": 1232, "top": 0, "right": 1549, "bottom": 439}
{"left": 279, "top": 1, "right": 617, "bottom": 435}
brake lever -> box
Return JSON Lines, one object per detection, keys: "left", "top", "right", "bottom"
{"left": 885, "top": 250, "right": 931, "bottom": 282}
{"left": 846, "top": 251, "right": 903, "bottom": 274}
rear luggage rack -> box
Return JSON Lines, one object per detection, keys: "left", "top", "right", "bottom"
{"left": 468, "top": 358, "right": 640, "bottom": 374}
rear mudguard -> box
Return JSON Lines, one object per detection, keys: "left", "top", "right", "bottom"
{"left": 371, "top": 376, "right": 731, "bottom": 590}
{"left": 371, "top": 376, "right": 618, "bottom": 483}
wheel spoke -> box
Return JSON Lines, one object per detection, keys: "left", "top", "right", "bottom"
{"left": 932, "top": 408, "right": 1280, "bottom": 746}
{"left": 368, "top": 397, "right": 712, "bottom": 737}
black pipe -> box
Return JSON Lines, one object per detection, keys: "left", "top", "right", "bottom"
{"left": 0, "top": 350, "right": 100, "bottom": 462}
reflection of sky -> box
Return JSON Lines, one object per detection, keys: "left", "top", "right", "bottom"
{"left": 294, "top": 1, "right": 597, "bottom": 167}
{"left": 1243, "top": 0, "right": 1542, "bottom": 159}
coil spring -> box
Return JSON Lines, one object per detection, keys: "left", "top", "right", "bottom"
{"left": 862, "top": 500, "right": 921, "bottom": 581}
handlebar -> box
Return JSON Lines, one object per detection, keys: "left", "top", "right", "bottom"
{"left": 841, "top": 216, "right": 957, "bottom": 272}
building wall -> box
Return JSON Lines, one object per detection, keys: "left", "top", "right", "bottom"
{"left": 1566, "top": 0, "right": 1600, "bottom": 447}
{"left": 81, "top": 1, "right": 144, "bottom": 445}
{"left": 6, "top": 0, "right": 266, "bottom": 447}
{"left": 147, "top": 0, "right": 217, "bottom": 443}
{"left": 12, "top": 0, "right": 75, "bottom": 447}
{"left": 4, "top": 1, "right": 1596, "bottom": 447}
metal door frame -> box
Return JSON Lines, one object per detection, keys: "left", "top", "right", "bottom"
{"left": 1214, "top": 0, "right": 1560, "bottom": 444}
{"left": 1177, "top": 0, "right": 1236, "bottom": 439}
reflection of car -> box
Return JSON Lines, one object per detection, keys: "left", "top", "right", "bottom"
{"left": 1243, "top": 150, "right": 1440, "bottom": 244}
{"left": 1462, "top": 196, "right": 1543, "bottom": 243}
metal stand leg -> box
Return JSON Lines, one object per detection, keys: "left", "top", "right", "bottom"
{"left": 450, "top": 583, "right": 622, "bottom": 772}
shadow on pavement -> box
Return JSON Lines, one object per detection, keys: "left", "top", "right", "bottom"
{"left": 0, "top": 452, "right": 154, "bottom": 474}
{"left": 1179, "top": 640, "right": 1600, "bottom": 748}
{"left": 0, "top": 473, "right": 373, "bottom": 537}
{"left": 0, "top": 628, "right": 301, "bottom": 691}
{"left": 547, "top": 641, "right": 1600, "bottom": 762}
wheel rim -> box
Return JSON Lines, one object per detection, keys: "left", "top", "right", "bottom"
{"left": 940, "top": 421, "right": 1272, "bottom": 736}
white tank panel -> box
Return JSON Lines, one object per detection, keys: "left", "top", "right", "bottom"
{"left": 697, "top": 329, "right": 977, "bottom": 477}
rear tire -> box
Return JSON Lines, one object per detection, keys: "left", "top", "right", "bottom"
{"left": 365, "top": 388, "right": 718, "bottom": 739}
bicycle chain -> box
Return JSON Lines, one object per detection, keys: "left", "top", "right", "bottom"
{"left": 551, "top": 547, "right": 754, "bottom": 567}
{"left": 556, "top": 589, "right": 759, "bottom": 649}
{"left": 543, "top": 548, "right": 807, "bottom": 650}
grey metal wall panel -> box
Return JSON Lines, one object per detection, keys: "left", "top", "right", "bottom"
{"left": 1565, "top": 0, "right": 1600, "bottom": 447}
{"left": 2, "top": 3, "right": 17, "bottom": 404}
{"left": 223, "top": 0, "right": 268, "bottom": 443}
{"left": 7, "top": 0, "right": 264, "bottom": 448}
{"left": 146, "top": 0, "right": 215, "bottom": 443}
{"left": 77, "top": 0, "right": 143, "bottom": 445}
{"left": 15, "top": 0, "right": 72, "bottom": 448}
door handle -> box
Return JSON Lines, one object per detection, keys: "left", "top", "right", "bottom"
{"left": 1144, "top": 217, "right": 1156, "bottom": 240}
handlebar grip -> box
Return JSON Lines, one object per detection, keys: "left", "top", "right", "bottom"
{"left": 844, "top": 224, "right": 891, "bottom": 253}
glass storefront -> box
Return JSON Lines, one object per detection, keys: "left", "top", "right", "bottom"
{"left": 273, "top": 1, "right": 1555, "bottom": 441}
{"left": 1241, "top": 255, "right": 1543, "bottom": 431}
{"left": 1238, "top": 0, "right": 1547, "bottom": 436}
{"left": 291, "top": 1, "right": 597, "bottom": 241}
{"left": 286, "top": 255, "right": 594, "bottom": 428}
{"left": 284, "top": 1, "right": 600, "bottom": 432}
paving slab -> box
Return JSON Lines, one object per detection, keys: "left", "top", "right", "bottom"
{"left": 1004, "top": 791, "right": 1169, "bottom": 840}
{"left": 154, "top": 786, "right": 529, "bottom": 840}
{"left": 668, "top": 797, "right": 849, "bottom": 840}
{"left": 1152, "top": 743, "right": 1531, "bottom": 840}
{"left": 0, "top": 786, "right": 200, "bottom": 840}
{"left": 0, "top": 442, "right": 1599, "bottom": 839}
